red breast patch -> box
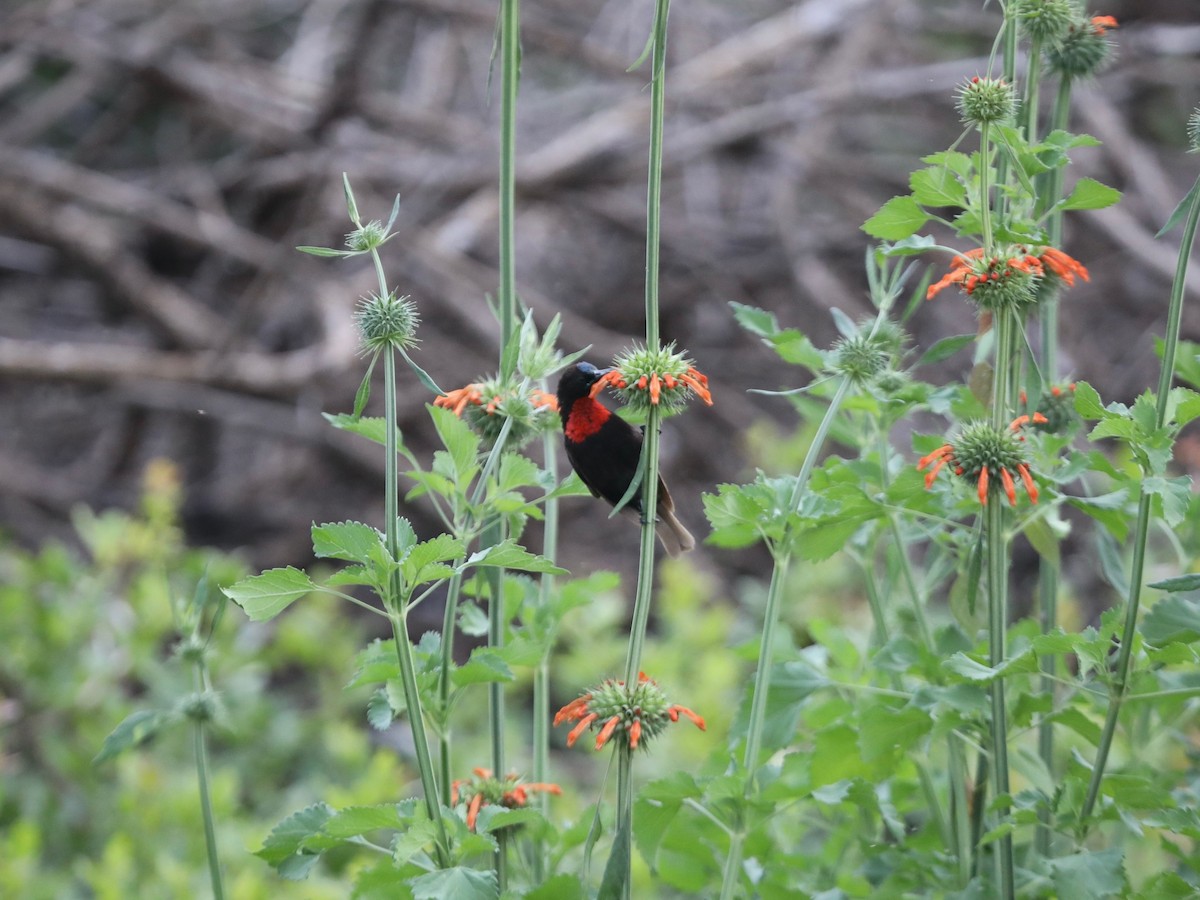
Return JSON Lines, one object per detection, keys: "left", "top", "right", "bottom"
{"left": 565, "top": 398, "right": 611, "bottom": 442}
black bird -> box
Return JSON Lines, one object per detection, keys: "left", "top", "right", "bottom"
{"left": 556, "top": 361, "right": 695, "bottom": 557}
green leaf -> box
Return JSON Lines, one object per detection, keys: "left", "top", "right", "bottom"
{"left": 367, "top": 689, "right": 394, "bottom": 730}
{"left": 451, "top": 648, "right": 514, "bottom": 687}
{"left": 597, "top": 820, "right": 631, "bottom": 900}
{"left": 464, "top": 539, "right": 567, "bottom": 574}
{"left": 1048, "top": 849, "right": 1126, "bottom": 900}
{"left": 633, "top": 773, "right": 702, "bottom": 867}
{"left": 1047, "top": 707, "right": 1102, "bottom": 746}
{"left": 857, "top": 702, "right": 932, "bottom": 763}
{"left": 222, "top": 567, "right": 316, "bottom": 621}
{"left": 342, "top": 172, "right": 361, "bottom": 223}
{"left": 1148, "top": 572, "right": 1200, "bottom": 592}
{"left": 1059, "top": 177, "right": 1121, "bottom": 211}
{"left": 403, "top": 534, "right": 465, "bottom": 584}
{"left": 1073, "top": 381, "right": 1106, "bottom": 419}
{"left": 429, "top": 404, "right": 481, "bottom": 484}
{"left": 917, "top": 334, "right": 975, "bottom": 367}
{"left": 391, "top": 815, "right": 439, "bottom": 867}
{"left": 324, "top": 804, "right": 407, "bottom": 839}
{"left": 524, "top": 875, "right": 587, "bottom": 900}
{"left": 323, "top": 413, "right": 404, "bottom": 450}
{"left": 94, "top": 708, "right": 183, "bottom": 764}
{"left": 1142, "top": 594, "right": 1200, "bottom": 645}
{"left": 352, "top": 354, "right": 377, "bottom": 418}
{"left": 1157, "top": 172, "right": 1200, "bottom": 237}
{"left": 910, "top": 166, "right": 967, "bottom": 208}
{"left": 862, "top": 195, "right": 928, "bottom": 241}
{"left": 255, "top": 803, "right": 335, "bottom": 879}
{"left": 312, "top": 521, "right": 388, "bottom": 565}
{"left": 409, "top": 867, "right": 498, "bottom": 900}
{"left": 731, "top": 660, "right": 827, "bottom": 760}
{"left": 296, "top": 245, "right": 358, "bottom": 258}
{"left": 943, "top": 650, "right": 1037, "bottom": 683}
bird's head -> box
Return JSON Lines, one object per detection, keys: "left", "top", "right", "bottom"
{"left": 556, "top": 361, "right": 613, "bottom": 410}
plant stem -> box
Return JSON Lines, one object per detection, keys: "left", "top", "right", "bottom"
{"left": 192, "top": 652, "right": 224, "bottom": 900}
{"left": 1079, "top": 175, "right": 1200, "bottom": 828}
{"left": 643, "top": 0, "right": 670, "bottom": 349}
{"left": 979, "top": 121, "right": 994, "bottom": 256}
{"left": 497, "top": 0, "right": 519, "bottom": 374}
{"left": 384, "top": 347, "right": 449, "bottom": 867}
{"left": 1023, "top": 36, "right": 1042, "bottom": 145}
{"left": 531, "top": 426, "right": 559, "bottom": 882}
{"left": 438, "top": 570, "right": 464, "bottom": 803}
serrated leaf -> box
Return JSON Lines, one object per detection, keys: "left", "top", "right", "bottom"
{"left": 910, "top": 166, "right": 967, "bottom": 208}
{"left": 1148, "top": 572, "right": 1200, "bottom": 592}
{"left": 1073, "top": 381, "right": 1105, "bottom": 419}
{"left": 404, "top": 534, "right": 465, "bottom": 584}
{"left": 409, "top": 867, "right": 498, "bottom": 900}
{"left": 730, "top": 302, "right": 780, "bottom": 338}
{"left": 464, "top": 539, "right": 567, "bottom": 574}
{"left": 256, "top": 803, "right": 335, "bottom": 878}
{"left": 1142, "top": 594, "right": 1200, "bottom": 645}
{"left": 451, "top": 648, "right": 514, "bottom": 687}
{"left": 429, "top": 404, "right": 481, "bottom": 484}
{"left": 1060, "top": 177, "right": 1121, "bottom": 211}
{"left": 391, "top": 816, "right": 439, "bottom": 867}
{"left": 367, "top": 689, "right": 394, "bottom": 730}
{"left": 94, "top": 709, "right": 183, "bottom": 764}
{"left": 862, "top": 195, "right": 929, "bottom": 240}
{"left": 323, "top": 413, "right": 403, "bottom": 449}
{"left": 324, "top": 804, "right": 407, "bottom": 838}
{"left": 858, "top": 702, "right": 932, "bottom": 763}
{"left": 1048, "top": 848, "right": 1126, "bottom": 900}
{"left": 477, "top": 806, "right": 545, "bottom": 833}
{"left": 312, "top": 521, "right": 388, "bottom": 565}
{"left": 524, "top": 874, "right": 586, "bottom": 900}
{"left": 457, "top": 601, "right": 489, "bottom": 637}
{"left": 222, "top": 567, "right": 316, "bottom": 621}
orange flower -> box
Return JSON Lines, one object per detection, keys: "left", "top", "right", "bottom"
{"left": 554, "top": 672, "right": 705, "bottom": 752}
{"left": 917, "top": 415, "right": 1046, "bottom": 507}
{"left": 1038, "top": 247, "right": 1089, "bottom": 287}
{"left": 434, "top": 384, "right": 484, "bottom": 416}
{"left": 451, "top": 767, "right": 561, "bottom": 831}
{"left": 1091, "top": 15, "right": 1117, "bottom": 35}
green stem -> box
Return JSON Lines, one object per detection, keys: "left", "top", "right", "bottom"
{"left": 643, "top": 0, "right": 670, "bottom": 348}
{"left": 497, "top": 0, "right": 519, "bottom": 374}
{"left": 384, "top": 347, "right": 449, "bottom": 866}
{"left": 979, "top": 121, "right": 995, "bottom": 256}
{"left": 391, "top": 611, "right": 450, "bottom": 867}
{"left": 1079, "top": 177, "right": 1200, "bottom": 828}
{"left": 531, "top": 426, "right": 559, "bottom": 882}
{"left": 191, "top": 652, "right": 224, "bottom": 900}
{"left": 438, "top": 570, "right": 464, "bottom": 803}
{"left": 484, "top": 519, "right": 506, "bottom": 774}
{"left": 986, "top": 498, "right": 1014, "bottom": 900}
{"left": 1023, "top": 36, "right": 1042, "bottom": 145}
{"left": 623, "top": 405, "right": 662, "bottom": 685}
{"left": 617, "top": 745, "right": 635, "bottom": 900}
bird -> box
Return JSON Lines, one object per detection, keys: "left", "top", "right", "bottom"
{"left": 556, "top": 361, "right": 695, "bottom": 557}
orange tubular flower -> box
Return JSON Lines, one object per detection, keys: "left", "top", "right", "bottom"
{"left": 917, "top": 416, "right": 1044, "bottom": 508}
{"left": 434, "top": 384, "right": 484, "bottom": 416}
{"left": 1038, "top": 247, "right": 1089, "bottom": 287}
{"left": 926, "top": 245, "right": 1088, "bottom": 311}
{"left": 554, "top": 672, "right": 705, "bottom": 753}
{"left": 1091, "top": 15, "right": 1117, "bottom": 35}
{"left": 593, "top": 347, "right": 714, "bottom": 413}
{"left": 452, "top": 767, "right": 562, "bottom": 831}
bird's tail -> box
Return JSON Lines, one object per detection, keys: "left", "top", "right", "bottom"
{"left": 656, "top": 508, "right": 696, "bottom": 557}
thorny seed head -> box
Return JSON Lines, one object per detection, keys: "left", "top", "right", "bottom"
{"left": 355, "top": 291, "right": 420, "bottom": 353}
{"left": 830, "top": 319, "right": 906, "bottom": 386}
{"left": 1188, "top": 108, "right": 1200, "bottom": 154}
{"left": 1014, "top": 0, "right": 1076, "bottom": 43}
{"left": 1045, "top": 14, "right": 1117, "bottom": 79}
{"left": 956, "top": 76, "right": 1017, "bottom": 127}
{"left": 181, "top": 691, "right": 219, "bottom": 723}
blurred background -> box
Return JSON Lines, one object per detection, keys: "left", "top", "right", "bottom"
{"left": 2, "top": 0, "right": 1198, "bottom": 581}
{"left": 1, "top": 0, "right": 1199, "bottom": 893}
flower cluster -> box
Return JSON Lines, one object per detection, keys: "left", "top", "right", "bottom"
{"left": 1046, "top": 14, "right": 1117, "bottom": 78}
{"left": 918, "top": 415, "right": 1047, "bottom": 506}
{"left": 434, "top": 376, "right": 558, "bottom": 448}
{"left": 587, "top": 344, "right": 713, "bottom": 416}
{"left": 926, "top": 246, "right": 1089, "bottom": 311}
{"left": 554, "top": 672, "right": 705, "bottom": 752}
{"left": 450, "top": 768, "right": 561, "bottom": 831}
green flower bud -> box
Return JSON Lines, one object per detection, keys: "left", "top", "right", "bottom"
{"left": 956, "top": 76, "right": 1017, "bottom": 127}
{"left": 1014, "top": 0, "right": 1075, "bottom": 43}
{"left": 355, "top": 291, "right": 420, "bottom": 353}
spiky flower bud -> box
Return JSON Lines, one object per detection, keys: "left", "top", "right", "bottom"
{"left": 345, "top": 220, "right": 388, "bottom": 252}
{"left": 181, "top": 691, "right": 218, "bottom": 723}
{"left": 1014, "top": 0, "right": 1075, "bottom": 43}
{"left": 830, "top": 320, "right": 905, "bottom": 385}
{"left": 354, "top": 291, "right": 420, "bottom": 353}
{"left": 956, "top": 76, "right": 1017, "bottom": 127}
{"left": 1188, "top": 108, "right": 1200, "bottom": 154}
{"left": 1045, "top": 15, "right": 1117, "bottom": 79}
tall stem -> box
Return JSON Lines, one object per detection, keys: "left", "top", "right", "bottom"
{"left": 531, "top": 427, "right": 559, "bottom": 882}
{"left": 384, "top": 348, "right": 449, "bottom": 866}
{"left": 1080, "top": 177, "right": 1200, "bottom": 828}
{"left": 497, "top": 0, "right": 519, "bottom": 372}
{"left": 438, "top": 570, "right": 464, "bottom": 802}
{"left": 979, "top": 121, "right": 995, "bottom": 257}
{"left": 192, "top": 654, "right": 224, "bottom": 900}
